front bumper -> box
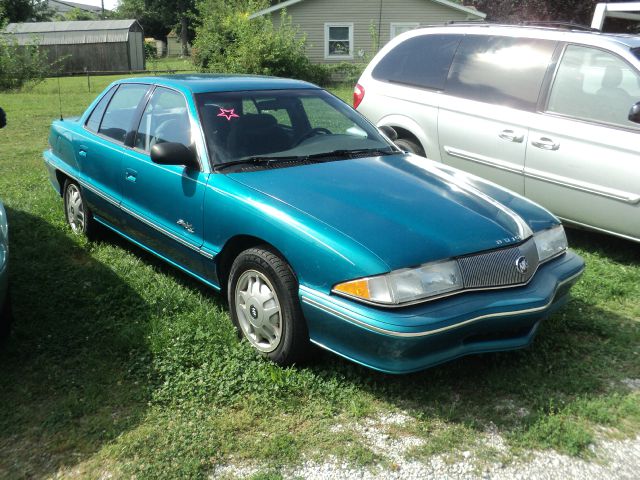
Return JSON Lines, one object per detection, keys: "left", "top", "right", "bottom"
{"left": 299, "top": 251, "right": 584, "bottom": 374}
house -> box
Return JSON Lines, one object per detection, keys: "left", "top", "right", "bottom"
{"left": 47, "top": 0, "right": 104, "bottom": 16}
{"left": 250, "top": 0, "right": 486, "bottom": 63}
{"left": 3, "top": 20, "right": 145, "bottom": 73}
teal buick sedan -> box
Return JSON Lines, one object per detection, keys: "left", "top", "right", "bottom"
{"left": 0, "top": 197, "right": 9, "bottom": 340}
{"left": 43, "top": 75, "right": 584, "bottom": 373}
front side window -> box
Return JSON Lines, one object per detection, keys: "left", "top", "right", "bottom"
{"left": 195, "top": 89, "right": 393, "bottom": 166}
{"left": 325, "top": 23, "right": 353, "bottom": 59}
{"left": 99, "top": 83, "right": 149, "bottom": 143}
{"left": 372, "top": 34, "right": 461, "bottom": 91}
{"left": 447, "top": 35, "right": 556, "bottom": 111}
{"left": 547, "top": 44, "right": 640, "bottom": 129}
{"left": 134, "top": 87, "right": 192, "bottom": 152}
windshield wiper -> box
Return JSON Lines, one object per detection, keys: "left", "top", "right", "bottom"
{"left": 305, "top": 147, "right": 397, "bottom": 160}
{"left": 214, "top": 155, "right": 303, "bottom": 172}
{"left": 214, "top": 148, "right": 397, "bottom": 172}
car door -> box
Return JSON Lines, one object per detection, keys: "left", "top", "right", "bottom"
{"left": 121, "top": 86, "right": 210, "bottom": 277}
{"left": 438, "top": 35, "right": 557, "bottom": 195}
{"left": 79, "top": 83, "right": 150, "bottom": 226}
{"left": 526, "top": 44, "right": 640, "bottom": 239}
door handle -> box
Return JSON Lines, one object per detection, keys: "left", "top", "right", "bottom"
{"left": 125, "top": 168, "right": 137, "bottom": 183}
{"left": 78, "top": 145, "right": 88, "bottom": 158}
{"left": 531, "top": 137, "right": 560, "bottom": 151}
{"left": 498, "top": 129, "right": 524, "bottom": 143}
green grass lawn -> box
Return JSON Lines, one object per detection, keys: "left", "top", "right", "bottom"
{"left": 0, "top": 75, "right": 639, "bottom": 479}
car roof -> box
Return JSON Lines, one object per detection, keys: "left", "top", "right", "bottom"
{"left": 402, "top": 23, "right": 640, "bottom": 50}
{"left": 117, "top": 74, "right": 320, "bottom": 94}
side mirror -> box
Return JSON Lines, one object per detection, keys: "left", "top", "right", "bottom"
{"left": 628, "top": 102, "right": 640, "bottom": 124}
{"left": 378, "top": 125, "right": 398, "bottom": 141}
{"left": 150, "top": 142, "right": 199, "bottom": 170}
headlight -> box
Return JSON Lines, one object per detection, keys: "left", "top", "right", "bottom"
{"left": 333, "top": 259, "right": 463, "bottom": 305}
{"left": 534, "top": 225, "right": 567, "bottom": 263}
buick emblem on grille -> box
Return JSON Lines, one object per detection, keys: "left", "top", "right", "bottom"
{"left": 515, "top": 256, "right": 529, "bottom": 274}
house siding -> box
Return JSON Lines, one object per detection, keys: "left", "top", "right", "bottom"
{"left": 270, "top": 0, "right": 478, "bottom": 63}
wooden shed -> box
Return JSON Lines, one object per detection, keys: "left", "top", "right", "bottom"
{"left": 4, "top": 20, "right": 145, "bottom": 73}
{"left": 166, "top": 30, "right": 191, "bottom": 57}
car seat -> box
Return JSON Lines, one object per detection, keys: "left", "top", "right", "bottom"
{"left": 226, "top": 113, "right": 290, "bottom": 159}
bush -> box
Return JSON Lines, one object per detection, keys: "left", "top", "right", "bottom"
{"left": 144, "top": 40, "right": 157, "bottom": 60}
{"left": 193, "top": 1, "right": 330, "bottom": 85}
{"left": 0, "top": 34, "right": 50, "bottom": 91}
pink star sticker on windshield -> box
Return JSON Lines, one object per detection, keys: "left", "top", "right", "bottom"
{"left": 217, "top": 108, "right": 239, "bottom": 121}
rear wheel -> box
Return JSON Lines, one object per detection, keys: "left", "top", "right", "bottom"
{"left": 228, "top": 246, "right": 310, "bottom": 365}
{"left": 395, "top": 138, "right": 425, "bottom": 157}
{"left": 63, "top": 180, "right": 96, "bottom": 238}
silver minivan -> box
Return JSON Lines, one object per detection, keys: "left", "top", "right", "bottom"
{"left": 356, "top": 24, "right": 640, "bottom": 243}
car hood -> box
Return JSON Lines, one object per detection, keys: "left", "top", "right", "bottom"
{"left": 228, "top": 154, "right": 533, "bottom": 270}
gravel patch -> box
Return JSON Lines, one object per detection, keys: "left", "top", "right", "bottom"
{"left": 211, "top": 413, "right": 640, "bottom": 480}
{"left": 621, "top": 378, "right": 640, "bottom": 391}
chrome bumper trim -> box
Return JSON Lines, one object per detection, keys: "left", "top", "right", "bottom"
{"left": 441, "top": 147, "right": 639, "bottom": 205}
{"left": 524, "top": 170, "right": 640, "bottom": 205}
{"left": 443, "top": 146, "right": 523, "bottom": 175}
{"left": 301, "top": 269, "right": 583, "bottom": 338}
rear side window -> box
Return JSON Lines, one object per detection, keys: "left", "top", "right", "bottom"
{"left": 85, "top": 86, "right": 116, "bottom": 132}
{"left": 99, "top": 83, "right": 149, "bottom": 143}
{"left": 548, "top": 44, "right": 640, "bottom": 129}
{"left": 446, "top": 35, "right": 556, "bottom": 111}
{"left": 372, "top": 34, "right": 462, "bottom": 91}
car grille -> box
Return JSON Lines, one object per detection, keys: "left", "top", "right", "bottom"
{"left": 457, "top": 238, "right": 539, "bottom": 289}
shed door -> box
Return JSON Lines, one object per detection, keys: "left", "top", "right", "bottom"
{"left": 129, "top": 31, "right": 144, "bottom": 70}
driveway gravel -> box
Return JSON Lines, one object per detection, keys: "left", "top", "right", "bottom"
{"left": 213, "top": 412, "right": 640, "bottom": 480}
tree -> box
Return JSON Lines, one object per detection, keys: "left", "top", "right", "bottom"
{"left": 0, "top": 0, "right": 52, "bottom": 23}
{"left": 193, "top": 0, "right": 328, "bottom": 84}
{"left": 472, "top": 1, "right": 600, "bottom": 25}
{"left": 116, "top": 0, "right": 170, "bottom": 39}
{"left": 151, "top": 0, "right": 197, "bottom": 56}
{"left": 116, "top": 0, "right": 196, "bottom": 55}
{"left": 54, "top": 7, "right": 98, "bottom": 21}
{"left": 0, "top": 34, "right": 50, "bottom": 91}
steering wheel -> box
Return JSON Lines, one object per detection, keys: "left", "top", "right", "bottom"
{"left": 293, "top": 127, "right": 332, "bottom": 146}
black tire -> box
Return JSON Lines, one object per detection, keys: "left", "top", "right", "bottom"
{"left": 227, "top": 246, "right": 310, "bottom": 366}
{"left": 395, "top": 138, "right": 425, "bottom": 157}
{"left": 63, "top": 179, "right": 96, "bottom": 239}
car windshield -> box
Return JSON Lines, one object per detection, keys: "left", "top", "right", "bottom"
{"left": 195, "top": 88, "right": 394, "bottom": 166}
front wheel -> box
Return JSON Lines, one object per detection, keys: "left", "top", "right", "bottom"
{"left": 395, "top": 138, "right": 425, "bottom": 157}
{"left": 228, "top": 246, "right": 310, "bottom": 366}
{"left": 63, "top": 180, "right": 96, "bottom": 238}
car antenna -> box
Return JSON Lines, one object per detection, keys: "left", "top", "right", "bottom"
{"left": 57, "top": 75, "right": 63, "bottom": 121}
{"left": 54, "top": 21, "right": 63, "bottom": 121}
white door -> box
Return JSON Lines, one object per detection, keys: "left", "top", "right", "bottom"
{"left": 439, "top": 97, "right": 530, "bottom": 194}
{"left": 438, "top": 35, "right": 557, "bottom": 195}
{"left": 525, "top": 44, "right": 640, "bottom": 240}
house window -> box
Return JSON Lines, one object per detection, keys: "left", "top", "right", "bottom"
{"left": 325, "top": 23, "right": 353, "bottom": 59}
{"left": 390, "top": 23, "right": 419, "bottom": 39}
